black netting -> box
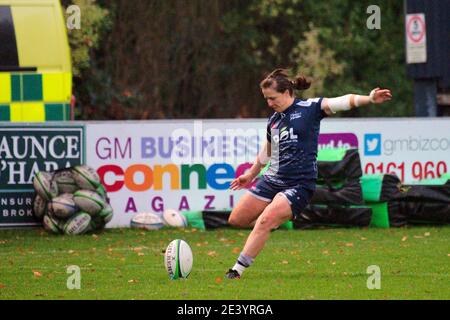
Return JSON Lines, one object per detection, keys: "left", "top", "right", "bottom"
{"left": 202, "top": 210, "right": 232, "bottom": 229}
{"left": 312, "top": 179, "right": 364, "bottom": 205}
{"left": 293, "top": 205, "right": 372, "bottom": 229}
{"left": 317, "top": 149, "right": 362, "bottom": 183}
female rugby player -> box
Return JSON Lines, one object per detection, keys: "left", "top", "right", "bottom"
{"left": 226, "top": 69, "right": 392, "bottom": 279}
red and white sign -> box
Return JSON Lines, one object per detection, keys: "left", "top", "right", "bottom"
{"left": 406, "top": 13, "right": 427, "bottom": 64}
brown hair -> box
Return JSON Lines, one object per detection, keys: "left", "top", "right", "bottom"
{"left": 260, "top": 68, "right": 311, "bottom": 96}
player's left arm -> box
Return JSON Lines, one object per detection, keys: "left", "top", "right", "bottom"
{"left": 321, "top": 88, "right": 392, "bottom": 116}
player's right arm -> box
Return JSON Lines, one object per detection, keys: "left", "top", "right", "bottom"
{"left": 229, "top": 141, "right": 270, "bottom": 190}
{"left": 321, "top": 88, "right": 392, "bottom": 116}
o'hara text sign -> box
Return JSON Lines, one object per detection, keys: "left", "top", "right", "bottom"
{"left": 0, "top": 126, "right": 85, "bottom": 227}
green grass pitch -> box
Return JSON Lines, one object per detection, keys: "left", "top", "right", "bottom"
{"left": 0, "top": 226, "right": 449, "bottom": 300}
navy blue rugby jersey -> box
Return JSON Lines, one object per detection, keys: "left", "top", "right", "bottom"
{"left": 263, "top": 97, "right": 327, "bottom": 188}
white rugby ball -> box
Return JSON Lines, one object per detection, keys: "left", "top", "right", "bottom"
{"left": 163, "top": 209, "right": 187, "bottom": 228}
{"left": 33, "top": 171, "right": 59, "bottom": 201}
{"left": 33, "top": 195, "right": 47, "bottom": 221}
{"left": 73, "top": 190, "right": 105, "bottom": 215}
{"left": 164, "top": 239, "right": 193, "bottom": 280}
{"left": 130, "top": 212, "right": 164, "bottom": 230}
{"left": 72, "top": 165, "right": 101, "bottom": 190}
{"left": 49, "top": 194, "right": 78, "bottom": 219}
{"left": 42, "top": 214, "right": 61, "bottom": 234}
{"left": 64, "top": 212, "right": 92, "bottom": 235}
{"left": 54, "top": 170, "right": 79, "bottom": 194}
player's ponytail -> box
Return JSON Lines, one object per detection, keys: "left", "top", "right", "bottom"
{"left": 292, "top": 75, "right": 311, "bottom": 91}
{"left": 260, "top": 68, "right": 311, "bottom": 95}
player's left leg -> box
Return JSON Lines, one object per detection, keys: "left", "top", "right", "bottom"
{"left": 241, "top": 193, "right": 292, "bottom": 258}
{"left": 226, "top": 184, "right": 315, "bottom": 279}
{"left": 225, "top": 193, "right": 292, "bottom": 279}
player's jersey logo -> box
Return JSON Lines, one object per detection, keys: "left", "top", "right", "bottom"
{"left": 290, "top": 112, "right": 302, "bottom": 120}
{"left": 272, "top": 127, "right": 298, "bottom": 143}
{"left": 296, "top": 98, "right": 320, "bottom": 107}
{"left": 280, "top": 127, "right": 289, "bottom": 141}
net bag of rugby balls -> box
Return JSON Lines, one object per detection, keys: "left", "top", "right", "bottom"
{"left": 32, "top": 165, "right": 113, "bottom": 235}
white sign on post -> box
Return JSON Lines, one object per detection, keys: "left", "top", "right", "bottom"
{"left": 406, "top": 13, "right": 427, "bottom": 64}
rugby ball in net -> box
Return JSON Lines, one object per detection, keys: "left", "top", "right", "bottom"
{"left": 33, "top": 195, "right": 47, "bottom": 221}
{"left": 73, "top": 190, "right": 105, "bottom": 215}
{"left": 63, "top": 212, "right": 92, "bottom": 235}
{"left": 72, "top": 165, "right": 101, "bottom": 191}
{"left": 49, "top": 193, "right": 78, "bottom": 219}
{"left": 163, "top": 209, "right": 188, "bottom": 228}
{"left": 42, "top": 214, "right": 62, "bottom": 234}
{"left": 54, "top": 170, "right": 79, "bottom": 194}
{"left": 98, "top": 203, "right": 114, "bottom": 223}
{"left": 96, "top": 184, "right": 107, "bottom": 199}
{"left": 164, "top": 239, "right": 193, "bottom": 280}
{"left": 89, "top": 216, "right": 106, "bottom": 231}
{"left": 130, "top": 212, "right": 164, "bottom": 230}
{"left": 33, "top": 171, "right": 59, "bottom": 201}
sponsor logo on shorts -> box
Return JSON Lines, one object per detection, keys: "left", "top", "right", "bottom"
{"left": 284, "top": 189, "right": 297, "bottom": 197}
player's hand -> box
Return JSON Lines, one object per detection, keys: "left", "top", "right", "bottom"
{"left": 370, "top": 88, "right": 392, "bottom": 104}
{"left": 229, "top": 173, "right": 253, "bottom": 190}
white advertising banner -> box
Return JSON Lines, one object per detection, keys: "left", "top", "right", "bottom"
{"left": 319, "top": 118, "right": 449, "bottom": 182}
{"left": 86, "top": 118, "right": 449, "bottom": 228}
{"left": 87, "top": 120, "right": 266, "bottom": 227}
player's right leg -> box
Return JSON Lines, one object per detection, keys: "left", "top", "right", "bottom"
{"left": 228, "top": 192, "right": 270, "bottom": 229}
{"left": 225, "top": 192, "right": 292, "bottom": 279}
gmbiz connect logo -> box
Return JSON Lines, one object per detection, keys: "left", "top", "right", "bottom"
{"left": 364, "top": 133, "right": 450, "bottom": 156}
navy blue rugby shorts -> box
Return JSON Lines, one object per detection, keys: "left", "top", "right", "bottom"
{"left": 248, "top": 178, "right": 315, "bottom": 218}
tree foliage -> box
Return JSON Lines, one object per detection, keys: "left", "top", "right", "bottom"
{"left": 62, "top": 0, "right": 110, "bottom": 77}
{"left": 69, "top": 0, "right": 413, "bottom": 120}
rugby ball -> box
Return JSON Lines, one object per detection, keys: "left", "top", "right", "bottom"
{"left": 164, "top": 239, "right": 193, "bottom": 280}
{"left": 73, "top": 190, "right": 105, "bottom": 215}
{"left": 64, "top": 212, "right": 92, "bottom": 235}
{"left": 72, "top": 165, "right": 101, "bottom": 191}
{"left": 96, "top": 184, "right": 107, "bottom": 199}
{"left": 33, "top": 171, "right": 59, "bottom": 201}
{"left": 42, "top": 214, "right": 61, "bottom": 234}
{"left": 102, "top": 210, "right": 113, "bottom": 224}
{"left": 89, "top": 213, "right": 109, "bottom": 231}
{"left": 54, "top": 170, "right": 78, "bottom": 194}
{"left": 163, "top": 209, "right": 187, "bottom": 228}
{"left": 89, "top": 217, "right": 105, "bottom": 231}
{"left": 33, "top": 195, "right": 47, "bottom": 221}
{"left": 98, "top": 203, "right": 114, "bottom": 223}
{"left": 49, "top": 193, "right": 78, "bottom": 219}
{"left": 130, "top": 212, "right": 164, "bottom": 230}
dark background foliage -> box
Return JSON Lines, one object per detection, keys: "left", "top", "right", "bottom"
{"left": 64, "top": 0, "right": 413, "bottom": 120}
